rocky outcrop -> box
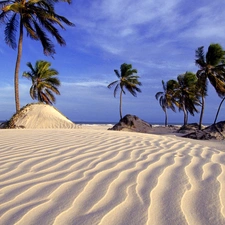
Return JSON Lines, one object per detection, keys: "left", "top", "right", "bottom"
{"left": 178, "top": 123, "right": 199, "bottom": 134}
{"left": 183, "top": 121, "right": 225, "bottom": 140}
{"left": 109, "top": 114, "right": 152, "bottom": 133}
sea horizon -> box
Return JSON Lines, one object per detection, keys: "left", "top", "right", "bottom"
{"left": 74, "top": 121, "right": 213, "bottom": 126}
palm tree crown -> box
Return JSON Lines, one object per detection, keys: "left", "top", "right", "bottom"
{"left": 0, "top": 0, "right": 74, "bottom": 55}
{"left": 195, "top": 43, "right": 225, "bottom": 129}
{"left": 23, "top": 60, "right": 61, "bottom": 105}
{"left": 173, "top": 72, "right": 200, "bottom": 126}
{"left": 0, "top": 0, "right": 74, "bottom": 112}
{"left": 108, "top": 63, "right": 142, "bottom": 119}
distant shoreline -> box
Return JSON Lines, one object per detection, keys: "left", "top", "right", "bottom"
{"left": 74, "top": 121, "right": 213, "bottom": 126}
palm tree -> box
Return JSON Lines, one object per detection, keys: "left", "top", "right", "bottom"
{"left": 214, "top": 96, "right": 225, "bottom": 124}
{"left": 155, "top": 80, "right": 177, "bottom": 126}
{"left": 23, "top": 60, "right": 60, "bottom": 105}
{"left": 0, "top": 0, "right": 74, "bottom": 112}
{"left": 195, "top": 43, "right": 225, "bottom": 129}
{"left": 108, "top": 63, "right": 142, "bottom": 119}
{"left": 173, "top": 72, "right": 200, "bottom": 126}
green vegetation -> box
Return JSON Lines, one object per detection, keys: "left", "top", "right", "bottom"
{"left": 108, "top": 63, "right": 142, "bottom": 120}
{"left": 23, "top": 60, "right": 61, "bottom": 105}
{"left": 0, "top": 0, "right": 74, "bottom": 112}
{"left": 156, "top": 73, "right": 200, "bottom": 127}
{"left": 154, "top": 43, "right": 225, "bottom": 128}
{"left": 170, "top": 72, "right": 200, "bottom": 126}
{"left": 195, "top": 43, "right": 225, "bottom": 129}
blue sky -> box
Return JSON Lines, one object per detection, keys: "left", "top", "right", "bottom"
{"left": 0, "top": 0, "right": 225, "bottom": 124}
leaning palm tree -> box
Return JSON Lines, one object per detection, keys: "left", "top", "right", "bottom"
{"left": 23, "top": 60, "right": 60, "bottom": 105}
{"left": 0, "top": 0, "right": 74, "bottom": 112}
{"left": 195, "top": 43, "right": 225, "bottom": 129}
{"left": 155, "top": 80, "right": 177, "bottom": 126}
{"left": 108, "top": 63, "right": 142, "bottom": 119}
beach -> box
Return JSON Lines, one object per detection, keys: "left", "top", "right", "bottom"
{"left": 0, "top": 125, "right": 225, "bottom": 225}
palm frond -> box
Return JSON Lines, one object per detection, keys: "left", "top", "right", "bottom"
{"left": 155, "top": 91, "right": 163, "bottom": 100}
{"left": 22, "top": 71, "right": 33, "bottom": 79}
{"left": 113, "top": 83, "right": 120, "bottom": 97}
{"left": 208, "top": 74, "right": 225, "bottom": 98}
{"left": 44, "top": 89, "right": 55, "bottom": 104}
{"left": 53, "top": 13, "right": 75, "bottom": 27}
{"left": 206, "top": 43, "right": 225, "bottom": 66}
{"left": 30, "top": 85, "right": 37, "bottom": 100}
{"left": 4, "top": 13, "right": 18, "bottom": 49}
{"left": 40, "top": 91, "right": 52, "bottom": 104}
{"left": 108, "top": 80, "right": 118, "bottom": 88}
{"left": 23, "top": 18, "right": 39, "bottom": 40}
{"left": 195, "top": 46, "right": 206, "bottom": 68}
{"left": 113, "top": 70, "right": 120, "bottom": 79}
{"left": 33, "top": 21, "right": 55, "bottom": 55}
{"left": 37, "top": 17, "right": 66, "bottom": 46}
{"left": 45, "top": 77, "right": 61, "bottom": 86}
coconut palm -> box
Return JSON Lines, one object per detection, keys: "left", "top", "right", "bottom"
{"left": 0, "top": 0, "right": 74, "bottom": 112}
{"left": 195, "top": 43, "right": 225, "bottom": 129}
{"left": 155, "top": 80, "right": 177, "bottom": 126}
{"left": 173, "top": 72, "right": 200, "bottom": 126}
{"left": 108, "top": 63, "right": 142, "bottom": 119}
{"left": 23, "top": 60, "right": 60, "bottom": 105}
{"left": 214, "top": 96, "right": 225, "bottom": 124}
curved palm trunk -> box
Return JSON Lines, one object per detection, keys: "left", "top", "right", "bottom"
{"left": 199, "top": 95, "right": 205, "bottom": 130}
{"left": 14, "top": 18, "right": 23, "bottom": 112}
{"left": 119, "top": 89, "right": 123, "bottom": 120}
{"left": 214, "top": 97, "right": 225, "bottom": 124}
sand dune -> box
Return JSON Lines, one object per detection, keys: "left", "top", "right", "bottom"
{"left": 7, "top": 104, "right": 76, "bottom": 129}
{"left": 0, "top": 128, "right": 225, "bottom": 225}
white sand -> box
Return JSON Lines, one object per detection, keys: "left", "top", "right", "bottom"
{"left": 0, "top": 125, "right": 225, "bottom": 225}
{"left": 1, "top": 105, "right": 225, "bottom": 224}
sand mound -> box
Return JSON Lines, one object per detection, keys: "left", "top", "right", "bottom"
{"left": 5, "top": 103, "right": 76, "bottom": 129}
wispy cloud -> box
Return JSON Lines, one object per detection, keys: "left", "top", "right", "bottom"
{"left": 62, "top": 80, "right": 108, "bottom": 87}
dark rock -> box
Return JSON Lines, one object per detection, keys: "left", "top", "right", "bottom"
{"left": 183, "top": 121, "right": 225, "bottom": 140}
{"left": 178, "top": 123, "right": 199, "bottom": 134}
{"left": 109, "top": 114, "right": 152, "bottom": 133}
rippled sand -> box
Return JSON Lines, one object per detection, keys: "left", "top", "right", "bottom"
{"left": 0, "top": 128, "right": 225, "bottom": 225}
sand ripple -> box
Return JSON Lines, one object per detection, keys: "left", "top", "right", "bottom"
{"left": 0, "top": 129, "right": 225, "bottom": 225}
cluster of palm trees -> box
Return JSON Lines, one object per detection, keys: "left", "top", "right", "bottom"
{"left": 0, "top": 0, "right": 74, "bottom": 111}
{"left": 108, "top": 44, "right": 225, "bottom": 129}
{"left": 156, "top": 43, "right": 225, "bottom": 129}
{"left": 155, "top": 72, "right": 200, "bottom": 127}
{"left": 1, "top": 2, "right": 225, "bottom": 127}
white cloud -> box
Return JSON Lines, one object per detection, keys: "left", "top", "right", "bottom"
{"left": 62, "top": 80, "right": 107, "bottom": 87}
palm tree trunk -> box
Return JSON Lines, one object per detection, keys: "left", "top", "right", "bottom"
{"left": 164, "top": 108, "right": 168, "bottom": 127}
{"left": 199, "top": 95, "right": 205, "bottom": 130}
{"left": 183, "top": 103, "right": 188, "bottom": 126}
{"left": 119, "top": 89, "right": 123, "bottom": 120}
{"left": 14, "top": 18, "right": 23, "bottom": 112}
{"left": 214, "top": 97, "right": 225, "bottom": 124}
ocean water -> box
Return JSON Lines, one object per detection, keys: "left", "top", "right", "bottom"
{"left": 74, "top": 121, "right": 213, "bottom": 127}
